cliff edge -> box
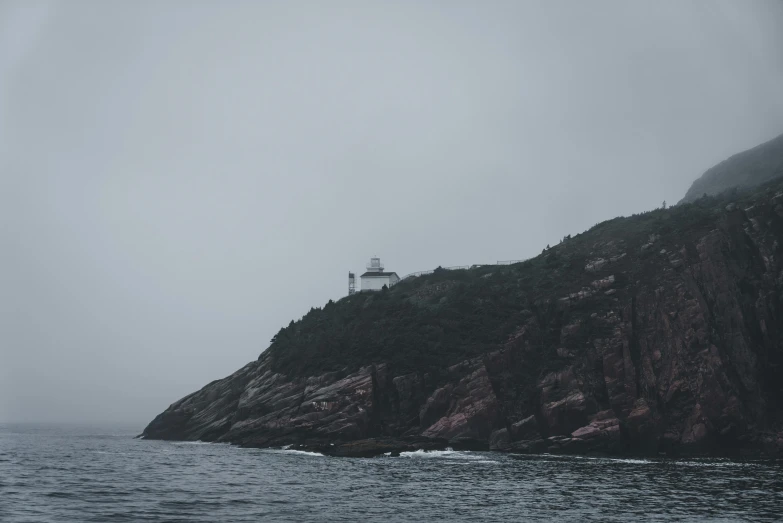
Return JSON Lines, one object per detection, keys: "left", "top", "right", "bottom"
{"left": 142, "top": 180, "right": 783, "bottom": 457}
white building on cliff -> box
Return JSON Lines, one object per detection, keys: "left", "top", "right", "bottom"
{"left": 359, "top": 257, "right": 399, "bottom": 291}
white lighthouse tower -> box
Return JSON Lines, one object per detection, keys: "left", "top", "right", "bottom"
{"left": 359, "top": 257, "right": 399, "bottom": 291}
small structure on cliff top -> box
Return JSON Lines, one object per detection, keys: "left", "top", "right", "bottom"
{"left": 355, "top": 257, "right": 399, "bottom": 292}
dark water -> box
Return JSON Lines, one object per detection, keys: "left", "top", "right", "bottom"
{"left": 2, "top": 424, "right": 782, "bottom": 522}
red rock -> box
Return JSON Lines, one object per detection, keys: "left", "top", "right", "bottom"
{"left": 142, "top": 185, "right": 783, "bottom": 458}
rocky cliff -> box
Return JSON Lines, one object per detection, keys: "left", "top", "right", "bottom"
{"left": 680, "top": 132, "right": 783, "bottom": 204}
{"left": 142, "top": 180, "right": 783, "bottom": 457}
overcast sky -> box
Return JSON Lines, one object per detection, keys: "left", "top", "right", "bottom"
{"left": 2, "top": 0, "right": 782, "bottom": 425}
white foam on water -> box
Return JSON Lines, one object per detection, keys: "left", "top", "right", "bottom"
{"left": 398, "top": 448, "right": 490, "bottom": 461}
{"left": 282, "top": 450, "right": 325, "bottom": 457}
{"left": 171, "top": 440, "right": 222, "bottom": 445}
{"left": 537, "top": 454, "right": 653, "bottom": 465}
{"left": 265, "top": 448, "right": 326, "bottom": 457}
{"left": 671, "top": 459, "right": 757, "bottom": 468}
{"left": 550, "top": 454, "right": 764, "bottom": 467}
{"left": 532, "top": 455, "right": 761, "bottom": 467}
{"left": 606, "top": 458, "right": 653, "bottom": 464}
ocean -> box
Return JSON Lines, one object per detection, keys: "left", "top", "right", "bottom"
{"left": 1, "top": 424, "right": 781, "bottom": 522}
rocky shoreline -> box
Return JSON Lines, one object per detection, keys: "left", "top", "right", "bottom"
{"left": 139, "top": 433, "right": 783, "bottom": 459}
{"left": 142, "top": 183, "right": 783, "bottom": 459}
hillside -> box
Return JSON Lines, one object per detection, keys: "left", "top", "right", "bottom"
{"left": 142, "top": 179, "right": 783, "bottom": 457}
{"left": 680, "top": 132, "right": 783, "bottom": 203}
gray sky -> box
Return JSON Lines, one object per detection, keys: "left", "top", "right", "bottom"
{"left": 2, "top": 0, "right": 782, "bottom": 425}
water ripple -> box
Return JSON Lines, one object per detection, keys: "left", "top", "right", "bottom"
{"left": 1, "top": 423, "right": 782, "bottom": 522}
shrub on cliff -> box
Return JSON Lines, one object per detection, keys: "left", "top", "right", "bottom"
{"left": 265, "top": 178, "right": 783, "bottom": 380}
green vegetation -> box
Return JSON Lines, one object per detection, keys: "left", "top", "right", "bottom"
{"left": 265, "top": 178, "right": 783, "bottom": 379}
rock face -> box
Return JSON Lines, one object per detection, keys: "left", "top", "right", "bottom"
{"left": 142, "top": 185, "right": 783, "bottom": 457}
{"left": 680, "top": 132, "right": 783, "bottom": 204}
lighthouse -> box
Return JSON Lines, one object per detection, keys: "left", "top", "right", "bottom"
{"left": 357, "top": 257, "right": 399, "bottom": 291}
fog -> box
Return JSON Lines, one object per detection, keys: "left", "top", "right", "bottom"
{"left": 2, "top": 0, "right": 782, "bottom": 425}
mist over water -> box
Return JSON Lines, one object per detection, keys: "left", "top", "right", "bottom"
{"left": 2, "top": 424, "right": 782, "bottom": 522}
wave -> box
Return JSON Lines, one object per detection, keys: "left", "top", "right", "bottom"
{"left": 669, "top": 459, "right": 766, "bottom": 468}
{"left": 536, "top": 454, "right": 768, "bottom": 468}
{"left": 398, "top": 448, "right": 495, "bottom": 462}
{"left": 534, "top": 454, "right": 653, "bottom": 465}
{"left": 606, "top": 458, "right": 653, "bottom": 464}
{"left": 265, "top": 448, "right": 325, "bottom": 458}
{"left": 170, "top": 440, "right": 227, "bottom": 445}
